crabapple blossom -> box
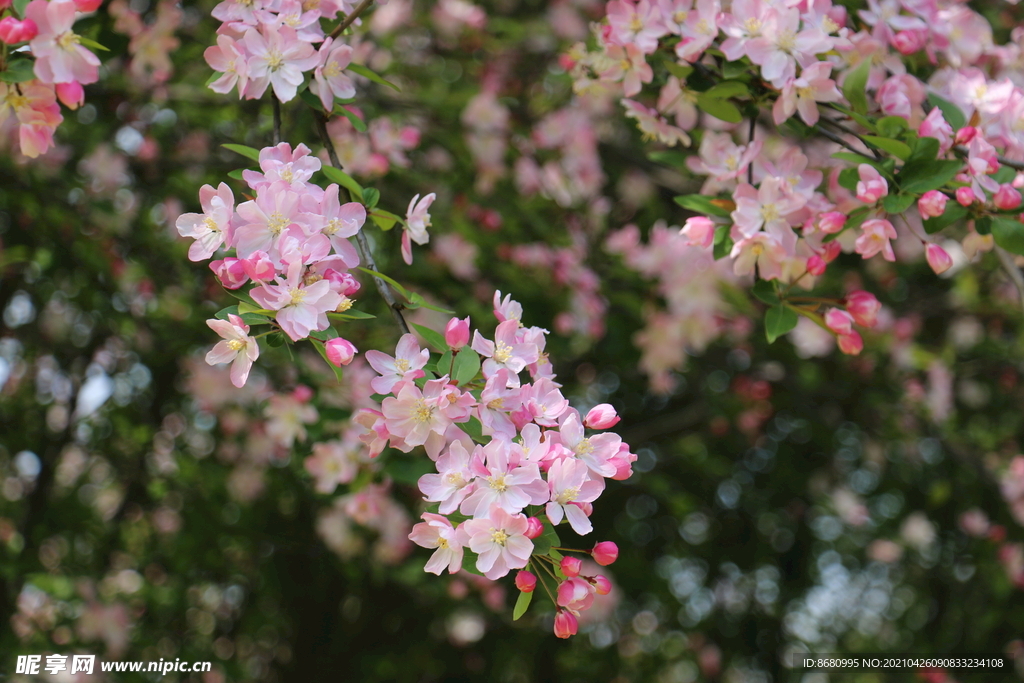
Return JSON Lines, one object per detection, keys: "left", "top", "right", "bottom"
{"left": 460, "top": 505, "right": 533, "bottom": 580}
{"left": 460, "top": 440, "right": 547, "bottom": 517}
{"left": 445, "top": 317, "right": 471, "bottom": 349}
{"left": 365, "top": 333, "right": 430, "bottom": 394}
{"left": 312, "top": 37, "right": 356, "bottom": 110}
{"left": 560, "top": 556, "right": 582, "bottom": 577}
{"left": 553, "top": 610, "right": 578, "bottom": 638}
{"left": 824, "top": 308, "right": 855, "bottom": 336}
{"left": 918, "top": 191, "right": 947, "bottom": 219}
{"left": 592, "top": 541, "right": 619, "bottom": 566}
{"left": 679, "top": 216, "right": 716, "bottom": 248}
{"left": 325, "top": 338, "right": 357, "bottom": 367}
{"left": 772, "top": 62, "right": 841, "bottom": 126}
{"left": 592, "top": 575, "right": 612, "bottom": 595}
{"left": 54, "top": 81, "right": 83, "bottom": 109}
{"left": 845, "top": 291, "right": 881, "bottom": 328}
{"left": 176, "top": 183, "right": 235, "bottom": 261}
{"left": 515, "top": 570, "right": 536, "bottom": 593}
{"left": 837, "top": 331, "right": 864, "bottom": 355}
{"left": 0, "top": 17, "right": 38, "bottom": 43}
{"left": 524, "top": 516, "right": 544, "bottom": 539}
{"left": 855, "top": 219, "right": 897, "bottom": 262}
{"left": 408, "top": 513, "right": 464, "bottom": 575}
{"left": 250, "top": 262, "right": 342, "bottom": 341}
{"left": 994, "top": 185, "right": 1022, "bottom": 210}
{"left": 26, "top": 0, "right": 101, "bottom": 84}
{"left": 584, "top": 404, "right": 620, "bottom": 430}
{"left": 855, "top": 164, "right": 888, "bottom": 204}
{"left": 402, "top": 193, "right": 436, "bottom": 265}
{"left": 205, "top": 314, "right": 259, "bottom": 388}
{"left": 925, "top": 243, "right": 953, "bottom": 275}
{"left": 418, "top": 441, "right": 475, "bottom": 514}
{"left": 243, "top": 25, "right": 319, "bottom": 102}
{"left": 545, "top": 457, "right": 604, "bottom": 534}
{"left": 381, "top": 381, "right": 452, "bottom": 448}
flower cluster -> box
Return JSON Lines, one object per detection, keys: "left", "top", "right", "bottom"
{"left": 0, "top": 0, "right": 102, "bottom": 157}
{"left": 176, "top": 141, "right": 388, "bottom": 386}
{"left": 570, "top": 0, "right": 1024, "bottom": 356}
{"left": 203, "top": 0, "right": 360, "bottom": 105}
{"left": 346, "top": 292, "right": 634, "bottom": 636}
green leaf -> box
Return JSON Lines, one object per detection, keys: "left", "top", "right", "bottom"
{"left": 702, "top": 81, "right": 749, "bottom": 99}
{"left": 78, "top": 36, "right": 110, "bottom": 51}
{"left": 205, "top": 70, "right": 222, "bottom": 87}
{"left": 300, "top": 88, "right": 327, "bottom": 112}
{"left": 358, "top": 267, "right": 410, "bottom": 299}
{"left": 975, "top": 215, "right": 992, "bottom": 236}
{"left": 361, "top": 187, "right": 380, "bottom": 209}
{"left": 926, "top": 93, "right": 966, "bottom": 130}
{"left": 674, "top": 194, "right": 732, "bottom": 217}
{"left": 991, "top": 217, "right": 1024, "bottom": 256}
{"left": 908, "top": 136, "right": 940, "bottom": 164}
{"left": 227, "top": 169, "right": 246, "bottom": 181}
{"left": 863, "top": 135, "right": 912, "bottom": 161}
{"left": 829, "top": 103, "right": 877, "bottom": 132}
{"left": 751, "top": 279, "right": 779, "bottom": 305}
{"left": 713, "top": 227, "right": 734, "bottom": 260}
{"left": 462, "top": 416, "right": 485, "bottom": 443}
{"left": 922, "top": 202, "right": 966, "bottom": 234}
{"left": 531, "top": 522, "right": 561, "bottom": 558}
{"left": 460, "top": 551, "right": 485, "bottom": 576}
{"left": 225, "top": 287, "right": 259, "bottom": 307}
{"left": 310, "top": 338, "right": 345, "bottom": 383}
{"left": 876, "top": 116, "right": 909, "bottom": 139}
{"left": 882, "top": 193, "right": 915, "bottom": 215}
{"left": 411, "top": 323, "right": 448, "bottom": 352}
{"left": 329, "top": 309, "right": 376, "bottom": 321}
{"left": 347, "top": 63, "right": 401, "bottom": 91}
{"left": 765, "top": 305, "right": 798, "bottom": 343}
{"left": 838, "top": 167, "right": 860, "bottom": 193}
{"left": 222, "top": 144, "right": 261, "bottom": 162}
{"left": 664, "top": 62, "right": 694, "bottom": 80}
{"left": 647, "top": 150, "right": 690, "bottom": 168}
{"left": 513, "top": 589, "right": 533, "bottom": 621}
{"left": 321, "top": 166, "right": 363, "bottom": 200}
{"left": 0, "top": 60, "right": 36, "bottom": 83}
{"left": 898, "top": 159, "right": 964, "bottom": 194}
{"left": 832, "top": 152, "right": 891, "bottom": 177}
{"left": 383, "top": 455, "right": 434, "bottom": 486}
{"left": 309, "top": 325, "right": 340, "bottom": 342}
{"left": 266, "top": 331, "right": 287, "bottom": 347}
{"left": 452, "top": 349, "right": 481, "bottom": 386}
{"left": 215, "top": 305, "right": 271, "bottom": 326}
{"left": 407, "top": 291, "right": 455, "bottom": 314}
{"left": 14, "top": 0, "right": 29, "bottom": 17}
{"left": 722, "top": 59, "right": 750, "bottom": 79}
{"left": 695, "top": 94, "right": 743, "bottom": 123}
{"left": 370, "top": 208, "right": 401, "bottom": 231}
{"left": 435, "top": 349, "right": 453, "bottom": 376}
{"left": 334, "top": 104, "right": 367, "bottom": 132}
{"left": 842, "top": 58, "right": 872, "bottom": 115}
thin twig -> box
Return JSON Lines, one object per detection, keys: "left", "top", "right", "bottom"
{"left": 747, "top": 116, "right": 755, "bottom": 184}
{"left": 329, "top": 0, "right": 374, "bottom": 40}
{"left": 952, "top": 145, "right": 1024, "bottom": 172}
{"left": 995, "top": 245, "right": 1024, "bottom": 317}
{"left": 314, "top": 113, "right": 410, "bottom": 334}
{"left": 818, "top": 115, "right": 882, "bottom": 160}
{"left": 272, "top": 95, "right": 282, "bottom": 145}
{"left": 813, "top": 123, "right": 870, "bottom": 157}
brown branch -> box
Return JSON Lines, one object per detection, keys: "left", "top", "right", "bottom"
{"left": 329, "top": 0, "right": 374, "bottom": 40}
{"left": 314, "top": 113, "right": 410, "bottom": 335}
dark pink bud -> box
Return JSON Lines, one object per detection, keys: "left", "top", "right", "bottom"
{"left": 0, "top": 17, "right": 38, "bottom": 43}
{"left": 242, "top": 251, "right": 275, "bottom": 282}
{"left": 0, "top": 0, "right": 11, "bottom": 10}
{"left": 525, "top": 517, "right": 544, "bottom": 539}
{"left": 74, "top": 0, "right": 103, "bottom": 11}
{"left": 891, "top": 29, "right": 924, "bottom": 55}
{"left": 954, "top": 126, "right": 978, "bottom": 146}
{"left": 292, "top": 385, "right": 314, "bottom": 402}
{"left": 845, "top": 290, "right": 880, "bottom": 328}
{"left": 818, "top": 211, "right": 846, "bottom": 234}
{"left": 592, "top": 541, "right": 618, "bottom": 566}
{"left": 994, "top": 184, "right": 1022, "bottom": 210}
{"left": 956, "top": 186, "right": 975, "bottom": 206}
{"left": 837, "top": 331, "right": 864, "bottom": 355}
{"left": 553, "top": 610, "right": 578, "bottom": 639}
{"left": 55, "top": 81, "right": 85, "bottom": 110}
{"left": 825, "top": 308, "right": 855, "bottom": 335}
{"left": 918, "top": 190, "right": 947, "bottom": 218}
{"left": 925, "top": 243, "right": 953, "bottom": 275}
{"left": 584, "top": 403, "right": 620, "bottom": 429}
{"left": 515, "top": 570, "right": 536, "bottom": 593}
{"left": 680, "top": 216, "right": 715, "bottom": 248}
{"left": 444, "top": 317, "right": 470, "bottom": 349}
{"left": 821, "top": 241, "right": 841, "bottom": 263}
{"left": 210, "top": 258, "right": 249, "bottom": 289}
{"left": 560, "top": 556, "right": 582, "bottom": 578}
{"left": 325, "top": 338, "right": 358, "bottom": 367}
{"left": 592, "top": 575, "right": 612, "bottom": 595}
{"left": 806, "top": 254, "right": 826, "bottom": 276}
{"left": 323, "top": 269, "right": 360, "bottom": 296}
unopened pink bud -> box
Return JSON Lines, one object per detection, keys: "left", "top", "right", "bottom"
{"left": 553, "top": 610, "right": 578, "bottom": 639}
{"left": 592, "top": 541, "right": 618, "bottom": 566}
{"left": 837, "top": 331, "right": 864, "bottom": 355}
{"left": 210, "top": 258, "right": 249, "bottom": 289}
{"left": 856, "top": 164, "right": 888, "bottom": 204}
{"left": 956, "top": 186, "right": 975, "bottom": 207}
{"left": 824, "top": 307, "right": 855, "bottom": 335}
{"left": 845, "top": 290, "right": 880, "bottom": 328}
{"left": 818, "top": 211, "right": 846, "bottom": 234}
{"left": 592, "top": 575, "right": 612, "bottom": 595}
{"left": 444, "top": 317, "right": 470, "bottom": 349}
{"left": 680, "top": 216, "right": 716, "bottom": 248}
{"left": 891, "top": 29, "right": 924, "bottom": 55}
{"left": 955, "top": 126, "right": 978, "bottom": 146}
{"left": 0, "top": 17, "right": 38, "bottom": 43}
{"left": 584, "top": 403, "right": 620, "bottom": 430}
{"left": 55, "top": 81, "right": 84, "bottom": 110}
{"left": 74, "top": 0, "right": 103, "bottom": 11}
{"left": 515, "top": 570, "right": 536, "bottom": 593}
{"left": 560, "top": 556, "right": 582, "bottom": 577}
{"left": 806, "top": 255, "right": 826, "bottom": 276}
{"left": 525, "top": 517, "right": 544, "bottom": 539}
{"left": 925, "top": 243, "right": 953, "bottom": 275}
{"left": 325, "top": 338, "right": 358, "bottom": 367}
{"left": 292, "top": 385, "right": 314, "bottom": 402}
{"left": 994, "top": 184, "right": 1022, "bottom": 210}
{"left": 0, "top": 0, "right": 11, "bottom": 10}
{"left": 822, "top": 241, "right": 841, "bottom": 263}
{"left": 242, "top": 251, "right": 275, "bottom": 282}
{"left": 918, "top": 190, "right": 948, "bottom": 219}
{"left": 322, "top": 268, "right": 360, "bottom": 296}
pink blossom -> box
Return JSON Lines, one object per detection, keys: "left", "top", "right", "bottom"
{"left": 918, "top": 107, "right": 953, "bottom": 153}
{"left": 305, "top": 440, "right": 359, "bottom": 493}
{"left": 409, "top": 513, "right": 464, "bottom": 575}
{"left": 243, "top": 24, "right": 319, "bottom": 102}
{"left": 918, "top": 190, "right": 947, "bottom": 219}
{"left": 673, "top": 0, "right": 720, "bottom": 63}
{"left": 925, "top": 243, "right": 953, "bottom": 275}
{"left": 209, "top": 257, "right": 248, "bottom": 289}
{"left": 176, "top": 183, "right": 235, "bottom": 261}
{"left": 730, "top": 177, "right": 804, "bottom": 239}
{"left": 381, "top": 380, "right": 452, "bottom": 448}
{"left": 402, "top": 192, "right": 435, "bottom": 265}
{"left": 994, "top": 184, "right": 1022, "bottom": 210}
{"left": 472, "top": 319, "right": 540, "bottom": 381}
{"left": 854, "top": 218, "right": 897, "bottom": 261}
{"left": 515, "top": 570, "right": 536, "bottom": 592}
{"left": 606, "top": 0, "right": 666, "bottom": 53}
{"left": 365, "top": 333, "right": 430, "bottom": 394}
{"left": 745, "top": 7, "right": 831, "bottom": 87}
{"left": 719, "top": 0, "right": 769, "bottom": 61}
{"left": 956, "top": 186, "right": 975, "bottom": 206}
{"left": 592, "top": 541, "right": 619, "bottom": 565}
{"left": 557, "top": 411, "right": 619, "bottom": 477}
{"left": 584, "top": 404, "right": 620, "bottom": 429}
{"left": 680, "top": 215, "right": 716, "bottom": 248}
{"left": 560, "top": 556, "right": 582, "bottom": 577}
{"left": 460, "top": 439, "right": 547, "bottom": 517}
{"left": 622, "top": 99, "right": 691, "bottom": 146}
{"left": 525, "top": 516, "right": 544, "bottom": 539}
{"left": 0, "top": 81, "right": 63, "bottom": 158}
{"left": 892, "top": 29, "right": 925, "bottom": 55}
{"left": 600, "top": 43, "right": 652, "bottom": 97}
{"left": 592, "top": 575, "right": 612, "bottom": 595}
{"left": 233, "top": 182, "right": 311, "bottom": 259}
{"left": 772, "top": 62, "right": 841, "bottom": 126}
{"left": 545, "top": 457, "right": 604, "bottom": 534}
{"left": 0, "top": 17, "right": 38, "bottom": 43}
{"left": 657, "top": 76, "right": 698, "bottom": 130}
{"left": 824, "top": 307, "right": 855, "bottom": 335}
{"left": 553, "top": 610, "right": 578, "bottom": 638}
{"left": 27, "top": 0, "right": 101, "bottom": 84}
{"left": 855, "top": 164, "right": 888, "bottom": 204}
{"left": 418, "top": 440, "right": 476, "bottom": 514}
{"left": 54, "top": 80, "right": 83, "bottom": 109}
{"left": 837, "top": 331, "right": 864, "bottom": 355}
{"left": 204, "top": 35, "right": 249, "bottom": 98}
{"left": 459, "top": 505, "right": 533, "bottom": 580}
{"left": 557, "top": 576, "right": 596, "bottom": 612}
{"left": 325, "top": 338, "right": 357, "bottom": 366}
{"left": 687, "top": 131, "right": 762, "bottom": 181}
{"left": 966, "top": 137, "right": 1000, "bottom": 201}
{"left": 477, "top": 370, "right": 522, "bottom": 438}
{"left": 445, "top": 317, "right": 471, "bottom": 349}
{"left": 493, "top": 290, "right": 523, "bottom": 323}
{"left": 315, "top": 184, "right": 364, "bottom": 266}
{"left": 845, "top": 290, "right": 881, "bottom": 328}
{"left": 205, "top": 314, "right": 259, "bottom": 388}
{"left": 729, "top": 232, "right": 787, "bottom": 280}
{"left": 250, "top": 262, "right": 342, "bottom": 341}
{"left": 312, "top": 37, "right": 356, "bottom": 111}
{"left": 243, "top": 142, "right": 322, "bottom": 191}
{"left": 817, "top": 212, "right": 846, "bottom": 234}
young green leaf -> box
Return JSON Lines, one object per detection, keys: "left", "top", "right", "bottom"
{"left": 881, "top": 193, "right": 915, "bottom": 215}
{"left": 674, "top": 194, "right": 733, "bottom": 217}
{"left": 347, "top": 63, "right": 401, "bottom": 91}
{"left": 222, "top": 144, "right": 261, "bottom": 162}
{"left": 0, "top": 60, "right": 37, "bottom": 83}
{"left": 411, "top": 323, "right": 448, "bottom": 352}
{"left": 452, "top": 349, "right": 481, "bottom": 386}
{"left": 334, "top": 105, "right": 367, "bottom": 132}
{"left": 991, "top": 217, "right": 1024, "bottom": 256}
{"left": 863, "top": 135, "right": 912, "bottom": 161}
{"left": 311, "top": 339, "right": 345, "bottom": 382}
{"left": 922, "top": 202, "right": 966, "bottom": 234}
{"left": 765, "top": 305, "right": 798, "bottom": 343}
{"left": 841, "top": 58, "right": 872, "bottom": 115}
{"left": 695, "top": 94, "right": 743, "bottom": 123}
{"left": 751, "top": 279, "right": 780, "bottom": 305}
{"left": 513, "top": 589, "right": 533, "bottom": 621}
{"left": 361, "top": 187, "right": 380, "bottom": 209}
{"left": 898, "top": 159, "right": 964, "bottom": 194}
{"left": 321, "top": 166, "right": 364, "bottom": 200}
{"left": 926, "top": 93, "right": 966, "bottom": 130}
